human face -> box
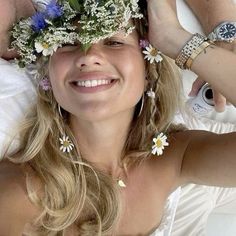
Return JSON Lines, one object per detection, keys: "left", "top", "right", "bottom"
{"left": 49, "top": 29, "right": 146, "bottom": 122}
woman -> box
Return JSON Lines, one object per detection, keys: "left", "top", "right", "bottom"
{"left": 0, "top": 0, "right": 236, "bottom": 235}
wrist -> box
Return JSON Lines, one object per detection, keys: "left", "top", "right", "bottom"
{"left": 215, "top": 41, "right": 236, "bottom": 51}
{"left": 159, "top": 29, "right": 193, "bottom": 59}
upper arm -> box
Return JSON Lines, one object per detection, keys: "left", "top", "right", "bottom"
{"left": 184, "top": 0, "right": 236, "bottom": 34}
{"left": 179, "top": 130, "right": 236, "bottom": 187}
{"left": 0, "top": 162, "right": 40, "bottom": 235}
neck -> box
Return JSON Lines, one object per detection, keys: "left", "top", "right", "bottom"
{"left": 69, "top": 112, "right": 133, "bottom": 176}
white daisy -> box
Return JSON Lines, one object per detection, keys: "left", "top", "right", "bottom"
{"left": 142, "top": 44, "right": 163, "bottom": 64}
{"left": 152, "top": 133, "right": 169, "bottom": 156}
{"left": 59, "top": 135, "right": 74, "bottom": 153}
{"left": 35, "top": 41, "right": 58, "bottom": 56}
{"left": 146, "top": 88, "right": 155, "bottom": 99}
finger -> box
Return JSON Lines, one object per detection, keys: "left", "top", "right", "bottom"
{"left": 188, "top": 77, "right": 205, "bottom": 97}
{"left": 212, "top": 89, "right": 227, "bottom": 113}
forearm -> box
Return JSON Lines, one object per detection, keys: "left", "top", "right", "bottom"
{"left": 190, "top": 44, "right": 236, "bottom": 105}
{"left": 0, "top": 0, "right": 35, "bottom": 56}
{"left": 184, "top": 0, "right": 236, "bottom": 34}
{"left": 155, "top": 28, "right": 236, "bottom": 104}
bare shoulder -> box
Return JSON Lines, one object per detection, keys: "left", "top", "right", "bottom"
{"left": 0, "top": 160, "right": 41, "bottom": 235}
{"left": 146, "top": 129, "right": 213, "bottom": 189}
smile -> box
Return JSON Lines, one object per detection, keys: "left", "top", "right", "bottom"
{"left": 76, "top": 79, "right": 114, "bottom": 87}
{"left": 70, "top": 78, "right": 118, "bottom": 94}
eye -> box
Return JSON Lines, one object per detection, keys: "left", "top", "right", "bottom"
{"left": 58, "top": 42, "right": 80, "bottom": 51}
{"left": 105, "top": 39, "right": 124, "bottom": 47}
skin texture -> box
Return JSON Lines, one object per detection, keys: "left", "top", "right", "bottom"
{"left": 0, "top": 0, "right": 35, "bottom": 58}
{"left": 185, "top": 0, "right": 236, "bottom": 112}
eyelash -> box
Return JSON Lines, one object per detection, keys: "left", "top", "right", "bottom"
{"left": 105, "top": 40, "right": 124, "bottom": 46}
{"left": 61, "top": 43, "right": 79, "bottom": 48}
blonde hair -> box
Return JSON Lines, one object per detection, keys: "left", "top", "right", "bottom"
{"left": 7, "top": 15, "right": 184, "bottom": 236}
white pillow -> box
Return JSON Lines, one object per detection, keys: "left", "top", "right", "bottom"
{"left": 0, "top": 59, "right": 37, "bottom": 159}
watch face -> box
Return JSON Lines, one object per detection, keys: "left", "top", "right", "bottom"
{"left": 219, "top": 23, "right": 236, "bottom": 39}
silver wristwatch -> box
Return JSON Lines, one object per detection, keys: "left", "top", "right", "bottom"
{"left": 208, "top": 21, "right": 236, "bottom": 42}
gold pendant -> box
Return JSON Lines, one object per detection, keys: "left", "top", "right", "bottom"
{"left": 118, "top": 179, "right": 126, "bottom": 188}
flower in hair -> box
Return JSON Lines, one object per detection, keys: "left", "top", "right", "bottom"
{"left": 35, "top": 42, "right": 58, "bottom": 56}
{"left": 31, "top": 12, "right": 48, "bottom": 32}
{"left": 59, "top": 135, "right": 75, "bottom": 153}
{"left": 152, "top": 133, "right": 169, "bottom": 156}
{"left": 143, "top": 44, "right": 163, "bottom": 64}
{"left": 46, "top": 0, "right": 63, "bottom": 18}
{"left": 39, "top": 77, "right": 52, "bottom": 91}
{"left": 139, "top": 39, "right": 149, "bottom": 48}
{"left": 11, "top": 0, "right": 143, "bottom": 67}
{"left": 146, "top": 88, "right": 155, "bottom": 99}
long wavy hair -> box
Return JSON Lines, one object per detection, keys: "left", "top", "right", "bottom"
{"left": 7, "top": 4, "right": 184, "bottom": 235}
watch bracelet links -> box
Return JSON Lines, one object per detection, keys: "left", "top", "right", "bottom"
{"left": 185, "top": 41, "right": 212, "bottom": 70}
{"left": 175, "top": 33, "right": 207, "bottom": 69}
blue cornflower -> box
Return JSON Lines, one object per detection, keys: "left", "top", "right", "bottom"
{"left": 31, "top": 12, "right": 47, "bottom": 32}
{"left": 46, "top": 0, "right": 63, "bottom": 19}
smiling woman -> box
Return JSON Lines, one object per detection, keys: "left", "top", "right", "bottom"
{"left": 1, "top": 0, "right": 236, "bottom": 236}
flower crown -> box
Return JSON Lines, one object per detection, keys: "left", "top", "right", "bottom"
{"left": 10, "top": 0, "right": 143, "bottom": 67}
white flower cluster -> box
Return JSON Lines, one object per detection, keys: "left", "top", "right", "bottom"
{"left": 10, "top": 0, "right": 143, "bottom": 67}
{"left": 78, "top": 0, "right": 143, "bottom": 45}
{"left": 11, "top": 1, "right": 77, "bottom": 67}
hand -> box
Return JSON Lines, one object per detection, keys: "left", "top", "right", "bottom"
{"left": 0, "top": 0, "right": 35, "bottom": 58}
{"left": 147, "top": 0, "right": 192, "bottom": 59}
{"left": 189, "top": 78, "right": 227, "bottom": 113}
{"left": 189, "top": 41, "right": 236, "bottom": 112}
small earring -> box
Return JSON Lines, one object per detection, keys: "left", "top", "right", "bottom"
{"left": 138, "top": 94, "right": 145, "bottom": 117}
{"left": 58, "top": 104, "right": 63, "bottom": 117}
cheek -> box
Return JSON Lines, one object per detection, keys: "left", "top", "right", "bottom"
{"left": 123, "top": 51, "right": 146, "bottom": 89}
{"left": 48, "top": 55, "right": 70, "bottom": 103}
{"left": 49, "top": 54, "right": 70, "bottom": 88}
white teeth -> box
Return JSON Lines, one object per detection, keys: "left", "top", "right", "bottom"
{"left": 91, "top": 80, "right": 97, "bottom": 86}
{"left": 76, "top": 79, "right": 112, "bottom": 87}
{"left": 85, "top": 80, "right": 91, "bottom": 87}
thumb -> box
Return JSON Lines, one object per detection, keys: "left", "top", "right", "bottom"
{"left": 188, "top": 77, "right": 205, "bottom": 97}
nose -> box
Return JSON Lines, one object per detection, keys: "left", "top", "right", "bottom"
{"left": 75, "top": 44, "right": 105, "bottom": 70}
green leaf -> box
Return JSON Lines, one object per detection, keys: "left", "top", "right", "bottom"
{"left": 68, "top": 0, "right": 81, "bottom": 11}
{"left": 81, "top": 43, "right": 91, "bottom": 52}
